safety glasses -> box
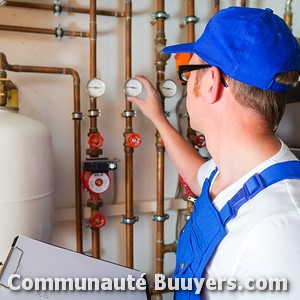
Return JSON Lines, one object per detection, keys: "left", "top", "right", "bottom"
{"left": 178, "top": 64, "right": 228, "bottom": 87}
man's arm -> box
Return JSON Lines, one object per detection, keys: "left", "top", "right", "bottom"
{"left": 128, "top": 75, "right": 205, "bottom": 195}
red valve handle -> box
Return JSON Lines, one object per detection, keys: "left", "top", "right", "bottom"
{"left": 126, "top": 133, "right": 142, "bottom": 148}
{"left": 179, "top": 176, "right": 195, "bottom": 197}
{"left": 194, "top": 134, "right": 206, "bottom": 148}
{"left": 88, "top": 133, "right": 104, "bottom": 149}
{"left": 90, "top": 212, "right": 106, "bottom": 229}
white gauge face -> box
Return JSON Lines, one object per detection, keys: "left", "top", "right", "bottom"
{"left": 160, "top": 79, "right": 177, "bottom": 98}
{"left": 86, "top": 78, "right": 105, "bottom": 98}
{"left": 88, "top": 173, "right": 110, "bottom": 194}
{"left": 124, "top": 78, "right": 143, "bottom": 97}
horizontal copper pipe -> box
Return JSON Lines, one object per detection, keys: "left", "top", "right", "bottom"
{"left": 163, "top": 242, "right": 177, "bottom": 254}
{"left": 0, "top": 24, "right": 89, "bottom": 38}
{"left": 5, "top": 1, "right": 125, "bottom": 17}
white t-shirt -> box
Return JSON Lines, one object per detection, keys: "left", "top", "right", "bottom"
{"left": 197, "top": 141, "right": 300, "bottom": 299}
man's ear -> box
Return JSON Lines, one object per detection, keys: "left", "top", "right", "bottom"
{"left": 208, "top": 66, "right": 225, "bottom": 103}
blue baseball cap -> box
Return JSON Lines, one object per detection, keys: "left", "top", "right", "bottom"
{"left": 163, "top": 6, "right": 300, "bottom": 93}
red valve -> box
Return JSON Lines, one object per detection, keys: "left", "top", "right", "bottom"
{"left": 179, "top": 176, "right": 196, "bottom": 197}
{"left": 88, "top": 133, "right": 104, "bottom": 149}
{"left": 126, "top": 133, "right": 142, "bottom": 148}
{"left": 90, "top": 212, "right": 106, "bottom": 229}
{"left": 194, "top": 134, "right": 206, "bottom": 148}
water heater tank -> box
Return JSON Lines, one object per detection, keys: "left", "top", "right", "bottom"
{"left": 0, "top": 108, "right": 54, "bottom": 261}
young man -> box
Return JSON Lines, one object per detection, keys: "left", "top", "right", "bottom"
{"left": 129, "top": 6, "right": 300, "bottom": 300}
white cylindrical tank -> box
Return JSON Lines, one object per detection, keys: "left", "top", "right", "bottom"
{"left": 0, "top": 108, "right": 54, "bottom": 262}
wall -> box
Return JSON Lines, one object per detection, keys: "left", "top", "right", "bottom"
{"left": 0, "top": 0, "right": 299, "bottom": 298}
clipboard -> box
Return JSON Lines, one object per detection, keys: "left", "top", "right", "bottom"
{"left": 0, "top": 236, "right": 150, "bottom": 300}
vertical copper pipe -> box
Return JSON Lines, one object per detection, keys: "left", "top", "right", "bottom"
{"left": 0, "top": 53, "right": 83, "bottom": 253}
{"left": 241, "top": 0, "right": 247, "bottom": 7}
{"left": 186, "top": 0, "right": 196, "bottom": 143}
{"left": 214, "top": 0, "right": 220, "bottom": 14}
{"left": 88, "top": 0, "right": 100, "bottom": 259}
{"left": 124, "top": 0, "right": 134, "bottom": 269}
{"left": 187, "top": 0, "right": 195, "bottom": 43}
{"left": 155, "top": 0, "right": 167, "bottom": 282}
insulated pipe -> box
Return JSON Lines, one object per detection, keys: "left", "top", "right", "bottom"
{"left": 0, "top": 52, "right": 83, "bottom": 253}
{"left": 4, "top": 1, "right": 124, "bottom": 17}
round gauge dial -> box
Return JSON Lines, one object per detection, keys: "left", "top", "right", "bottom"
{"left": 86, "top": 78, "right": 106, "bottom": 98}
{"left": 160, "top": 79, "right": 177, "bottom": 98}
{"left": 124, "top": 78, "right": 143, "bottom": 97}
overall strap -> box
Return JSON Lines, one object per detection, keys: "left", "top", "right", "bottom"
{"left": 220, "top": 160, "right": 300, "bottom": 225}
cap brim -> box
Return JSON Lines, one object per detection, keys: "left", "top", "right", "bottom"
{"left": 163, "top": 42, "right": 195, "bottom": 54}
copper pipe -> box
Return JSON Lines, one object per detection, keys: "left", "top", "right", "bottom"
{"left": 186, "top": 0, "right": 197, "bottom": 147}
{"left": 163, "top": 242, "right": 177, "bottom": 254}
{"left": 88, "top": 0, "right": 98, "bottom": 134}
{"left": 124, "top": 0, "right": 135, "bottom": 269}
{"left": 5, "top": 1, "right": 125, "bottom": 17}
{"left": 187, "top": 0, "right": 195, "bottom": 42}
{"left": 240, "top": 0, "right": 247, "bottom": 7}
{"left": 214, "top": 0, "right": 220, "bottom": 14}
{"left": 284, "top": 0, "right": 293, "bottom": 30}
{"left": 0, "top": 52, "right": 83, "bottom": 253}
{"left": 88, "top": 0, "right": 101, "bottom": 259}
{"left": 154, "top": 0, "right": 169, "bottom": 287}
{"left": 0, "top": 24, "right": 89, "bottom": 38}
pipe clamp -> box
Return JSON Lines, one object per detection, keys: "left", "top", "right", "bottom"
{"left": 55, "top": 24, "right": 64, "bottom": 40}
{"left": 153, "top": 214, "right": 169, "bottom": 222}
{"left": 122, "top": 110, "right": 136, "bottom": 118}
{"left": 72, "top": 112, "right": 84, "bottom": 120}
{"left": 120, "top": 216, "right": 139, "bottom": 225}
{"left": 152, "top": 11, "right": 170, "bottom": 20}
{"left": 87, "top": 109, "right": 101, "bottom": 117}
{"left": 183, "top": 15, "right": 200, "bottom": 25}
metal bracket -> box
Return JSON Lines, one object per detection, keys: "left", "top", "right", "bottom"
{"left": 120, "top": 216, "right": 139, "bottom": 225}
{"left": 72, "top": 112, "right": 84, "bottom": 120}
{"left": 153, "top": 11, "right": 170, "bottom": 20}
{"left": 87, "top": 109, "right": 101, "bottom": 117}
{"left": 53, "top": 0, "right": 62, "bottom": 16}
{"left": 183, "top": 15, "right": 199, "bottom": 25}
{"left": 55, "top": 24, "right": 64, "bottom": 40}
{"left": 153, "top": 213, "right": 169, "bottom": 222}
{"left": 122, "top": 109, "right": 136, "bottom": 118}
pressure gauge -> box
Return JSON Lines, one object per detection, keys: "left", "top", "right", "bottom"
{"left": 124, "top": 78, "right": 143, "bottom": 97}
{"left": 160, "top": 79, "right": 177, "bottom": 98}
{"left": 86, "top": 77, "right": 106, "bottom": 98}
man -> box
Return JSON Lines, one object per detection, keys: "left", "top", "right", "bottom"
{"left": 129, "top": 6, "right": 300, "bottom": 300}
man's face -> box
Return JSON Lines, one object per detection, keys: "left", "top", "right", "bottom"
{"left": 186, "top": 54, "right": 207, "bottom": 131}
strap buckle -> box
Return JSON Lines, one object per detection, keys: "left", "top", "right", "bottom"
{"left": 243, "top": 173, "right": 265, "bottom": 200}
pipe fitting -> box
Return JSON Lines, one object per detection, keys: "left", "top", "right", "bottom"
{"left": 155, "top": 41, "right": 171, "bottom": 66}
{"left": 0, "top": 53, "right": 9, "bottom": 71}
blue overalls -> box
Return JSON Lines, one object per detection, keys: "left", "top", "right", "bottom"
{"left": 173, "top": 160, "right": 300, "bottom": 300}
